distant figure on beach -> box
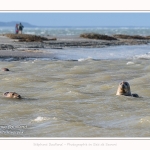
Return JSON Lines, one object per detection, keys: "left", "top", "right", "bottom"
{"left": 15, "top": 24, "right": 19, "bottom": 34}
{"left": 18, "top": 22, "right": 24, "bottom": 34}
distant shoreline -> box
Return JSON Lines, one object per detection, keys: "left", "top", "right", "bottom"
{"left": 1, "top": 22, "right": 150, "bottom": 28}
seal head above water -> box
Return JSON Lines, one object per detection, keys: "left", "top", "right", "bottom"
{"left": 116, "top": 81, "right": 139, "bottom": 97}
{"left": 2, "top": 68, "right": 9, "bottom": 71}
{"left": 3, "top": 92, "right": 22, "bottom": 99}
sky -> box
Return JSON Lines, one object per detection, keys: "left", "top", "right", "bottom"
{"left": 0, "top": 12, "right": 150, "bottom": 27}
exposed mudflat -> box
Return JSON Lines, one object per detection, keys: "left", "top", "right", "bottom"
{"left": 0, "top": 33, "right": 150, "bottom": 59}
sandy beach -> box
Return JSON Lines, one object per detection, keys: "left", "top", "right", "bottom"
{"left": 0, "top": 35, "right": 54, "bottom": 59}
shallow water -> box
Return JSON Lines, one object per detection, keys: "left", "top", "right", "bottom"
{"left": 0, "top": 45, "right": 150, "bottom": 137}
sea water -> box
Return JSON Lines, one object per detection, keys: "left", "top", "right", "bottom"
{"left": 2, "top": 26, "right": 150, "bottom": 37}
{"left": 0, "top": 27, "right": 150, "bottom": 137}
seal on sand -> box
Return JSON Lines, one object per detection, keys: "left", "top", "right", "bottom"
{"left": 116, "top": 81, "right": 139, "bottom": 97}
{"left": 3, "top": 92, "right": 22, "bottom": 99}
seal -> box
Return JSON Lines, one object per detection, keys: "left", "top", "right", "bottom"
{"left": 2, "top": 68, "right": 9, "bottom": 71}
{"left": 3, "top": 92, "right": 22, "bottom": 99}
{"left": 116, "top": 81, "right": 139, "bottom": 97}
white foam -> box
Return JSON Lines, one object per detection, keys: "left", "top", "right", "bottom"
{"left": 126, "top": 61, "right": 134, "bottom": 65}
{"left": 32, "top": 116, "right": 50, "bottom": 122}
{"left": 31, "top": 116, "right": 57, "bottom": 122}
{"left": 25, "top": 32, "right": 35, "bottom": 35}
{"left": 135, "top": 53, "right": 150, "bottom": 60}
{"left": 78, "top": 57, "right": 92, "bottom": 62}
{"left": 139, "top": 116, "right": 150, "bottom": 124}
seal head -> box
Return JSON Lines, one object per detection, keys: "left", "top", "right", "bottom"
{"left": 116, "top": 81, "right": 139, "bottom": 97}
{"left": 3, "top": 92, "right": 22, "bottom": 99}
{"left": 2, "top": 68, "right": 9, "bottom": 71}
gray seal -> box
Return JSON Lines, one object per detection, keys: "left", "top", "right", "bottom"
{"left": 116, "top": 81, "right": 139, "bottom": 97}
{"left": 3, "top": 92, "right": 22, "bottom": 99}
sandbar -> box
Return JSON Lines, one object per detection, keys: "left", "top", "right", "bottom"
{"left": 0, "top": 34, "right": 150, "bottom": 60}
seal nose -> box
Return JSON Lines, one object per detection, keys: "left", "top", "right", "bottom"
{"left": 18, "top": 95, "right": 21, "bottom": 99}
{"left": 120, "top": 82, "right": 124, "bottom": 86}
{"left": 122, "top": 84, "right": 125, "bottom": 88}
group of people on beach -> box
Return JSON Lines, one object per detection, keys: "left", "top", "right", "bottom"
{"left": 15, "top": 23, "right": 24, "bottom": 34}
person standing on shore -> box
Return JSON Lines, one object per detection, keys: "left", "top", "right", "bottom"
{"left": 15, "top": 24, "right": 19, "bottom": 34}
{"left": 18, "top": 22, "right": 24, "bottom": 34}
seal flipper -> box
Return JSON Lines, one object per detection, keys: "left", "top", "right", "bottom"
{"left": 132, "top": 93, "right": 139, "bottom": 97}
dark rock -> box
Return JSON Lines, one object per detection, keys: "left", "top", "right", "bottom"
{"left": 4, "top": 34, "right": 57, "bottom": 42}
{"left": 113, "top": 34, "right": 148, "bottom": 40}
{"left": 80, "top": 33, "right": 117, "bottom": 40}
{"left": 145, "top": 36, "right": 150, "bottom": 39}
{"left": 0, "top": 44, "right": 14, "bottom": 50}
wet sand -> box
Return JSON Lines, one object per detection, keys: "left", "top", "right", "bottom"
{"left": 0, "top": 34, "right": 150, "bottom": 59}
{"left": 0, "top": 35, "right": 54, "bottom": 59}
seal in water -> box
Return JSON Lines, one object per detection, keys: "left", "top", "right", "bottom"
{"left": 116, "top": 81, "right": 139, "bottom": 97}
{"left": 2, "top": 68, "right": 9, "bottom": 71}
{"left": 3, "top": 92, "right": 22, "bottom": 99}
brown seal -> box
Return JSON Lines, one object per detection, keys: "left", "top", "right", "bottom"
{"left": 116, "top": 81, "right": 139, "bottom": 97}
{"left": 3, "top": 92, "right": 22, "bottom": 99}
{"left": 2, "top": 68, "right": 9, "bottom": 71}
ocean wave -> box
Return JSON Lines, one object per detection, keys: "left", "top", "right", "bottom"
{"left": 134, "top": 53, "right": 150, "bottom": 60}
{"left": 78, "top": 57, "right": 93, "bottom": 62}
{"left": 126, "top": 61, "right": 135, "bottom": 65}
